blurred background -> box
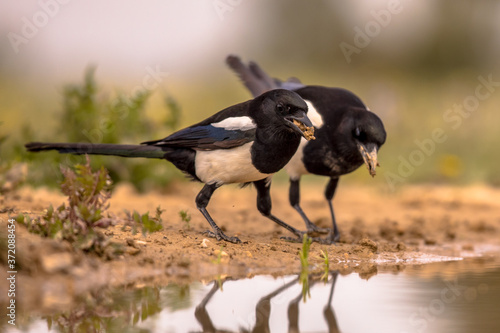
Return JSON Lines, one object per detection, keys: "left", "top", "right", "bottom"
{"left": 1, "top": 0, "right": 500, "bottom": 192}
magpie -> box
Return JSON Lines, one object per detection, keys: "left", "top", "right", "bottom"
{"left": 227, "top": 55, "right": 387, "bottom": 243}
{"left": 25, "top": 89, "right": 315, "bottom": 244}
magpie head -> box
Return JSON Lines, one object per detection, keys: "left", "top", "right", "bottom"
{"left": 339, "top": 108, "right": 386, "bottom": 177}
{"left": 252, "top": 89, "right": 315, "bottom": 140}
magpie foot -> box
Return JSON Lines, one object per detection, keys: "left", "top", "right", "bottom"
{"left": 280, "top": 230, "right": 307, "bottom": 243}
{"left": 306, "top": 224, "right": 331, "bottom": 236}
{"left": 328, "top": 230, "right": 340, "bottom": 243}
{"left": 280, "top": 236, "right": 304, "bottom": 243}
{"left": 317, "top": 237, "right": 337, "bottom": 245}
{"left": 312, "top": 232, "right": 340, "bottom": 245}
{"left": 280, "top": 234, "right": 338, "bottom": 245}
{"left": 204, "top": 230, "right": 241, "bottom": 244}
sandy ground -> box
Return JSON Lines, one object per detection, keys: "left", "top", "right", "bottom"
{"left": 1, "top": 181, "right": 500, "bottom": 314}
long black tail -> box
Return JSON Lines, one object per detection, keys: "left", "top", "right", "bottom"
{"left": 226, "top": 55, "right": 277, "bottom": 97}
{"left": 25, "top": 142, "right": 167, "bottom": 159}
{"left": 226, "top": 55, "right": 305, "bottom": 98}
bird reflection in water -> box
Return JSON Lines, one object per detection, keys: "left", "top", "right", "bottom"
{"left": 194, "top": 272, "right": 340, "bottom": 333}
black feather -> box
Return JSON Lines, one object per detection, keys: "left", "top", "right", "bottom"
{"left": 142, "top": 125, "right": 256, "bottom": 150}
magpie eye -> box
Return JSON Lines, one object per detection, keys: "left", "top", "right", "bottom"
{"left": 276, "top": 103, "right": 285, "bottom": 113}
{"left": 353, "top": 127, "right": 368, "bottom": 142}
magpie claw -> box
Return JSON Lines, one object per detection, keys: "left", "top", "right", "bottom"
{"left": 280, "top": 235, "right": 340, "bottom": 245}
{"left": 280, "top": 236, "right": 304, "bottom": 243}
{"left": 280, "top": 233, "right": 334, "bottom": 245}
{"left": 310, "top": 232, "right": 340, "bottom": 245}
{"left": 330, "top": 231, "right": 340, "bottom": 243}
{"left": 306, "top": 224, "right": 331, "bottom": 236}
{"left": 204, "top": 230, "right": 241, "bottom": 244}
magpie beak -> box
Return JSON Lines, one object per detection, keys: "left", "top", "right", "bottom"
{"left": 284, "top": 111, "right": 315, "bottom": 141}
{"left": 356, "top": 142, "right": 379, "bottom": 177}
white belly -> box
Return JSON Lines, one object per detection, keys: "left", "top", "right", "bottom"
{"left": 285, "top": 138, "right": 310, "bottom": 180}
{"left": 195, "top": 142, "right": 272, "bottom": 185}
{"left": 285, "top": 100, "right": 323, "bottom": 180}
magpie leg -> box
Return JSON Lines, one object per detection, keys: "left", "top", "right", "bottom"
{"left": 325, "top": 177, "right": 340, "bottom": 243}
{"left": 324, "top": 271, "right": 340, "bottom": 333}
{"left": 288, "top": 278, "right": 317, "bottom": 331}
{"left": 289, "top": 178, "right": 330, "bottom": 235}
{"left": 254, "top": 178, "right": 305, "bottom": 240}
{"left": 196, "top": 183, "right": 241, "bottom": 244}
{"left": 254, "top": 276, "right": 299, "bottom": 332}
{"left": 194, "top": 280, "right": 221, "bottom": 332}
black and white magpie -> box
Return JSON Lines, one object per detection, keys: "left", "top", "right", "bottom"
{"left": 227, "top": 55, "right": 387, "bottom": 243}
{"left": 26, "top": 89, "right": 315, "bottom": 243}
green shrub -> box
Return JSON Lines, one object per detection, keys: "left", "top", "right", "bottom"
{"left": 21, "top": 67, "right": 184, "bottom": 191}
{"left": 20, "top": 157, "right": 120, "bottom": 258}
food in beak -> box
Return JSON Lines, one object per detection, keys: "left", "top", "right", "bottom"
{"left": 292, "top": 119, "right": 316, "bottom": 141}
{"left": 358, "top": 143, "right": 379, "bottom": 177}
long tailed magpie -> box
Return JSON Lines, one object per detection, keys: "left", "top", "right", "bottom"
{"left": 26, "top": 89, "right": 315, "bottom": 243}
{"left": 227, "top": 55, "right": 387, "bottom": 243}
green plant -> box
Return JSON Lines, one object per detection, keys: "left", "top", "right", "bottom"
{"left": 45, "top": 285, "right": 172, "bottom": 333}
{"left": 298, "top": 234, "right": 312, "bottom": 302}
{"left": 179, "top": 210, "right": 191, "bottom": 229}
{"left": 19, "top": 67, "right": 184, "bottom": 191}
{"left": 125, "top": 206, "right": 164, "bottom": 236}
{"left": 0, "top": 123, "right": 27, "bottom": 194}
{"left": 20, "top": 157, "right": 120, "bottom": 258}
{"left": 299, "top": 234, "right": 312, "bottom": 271}
{"left": 163, "top": 95, "right": 182, "bottom": 131}
{"left": 320, "top": 249, "right": 330, "bottom": 283}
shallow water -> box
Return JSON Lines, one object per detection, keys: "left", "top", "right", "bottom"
{"left": 5, "top": 257, "right": 500, "bottom": 333}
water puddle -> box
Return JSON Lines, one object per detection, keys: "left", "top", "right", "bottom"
{"left": 4, "top": 256, "right": 500, "bottom": 333}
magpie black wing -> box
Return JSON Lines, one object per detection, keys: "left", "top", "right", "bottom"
{"left": 142, "top": 124, "right": 256, "bottom": 150}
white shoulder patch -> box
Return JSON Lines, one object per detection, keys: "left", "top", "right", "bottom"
{"left": 305, "top": 100, "right": 324, "bottom": 128}
{"left": 211, "top": 116, "right": 256, "bottom": 131}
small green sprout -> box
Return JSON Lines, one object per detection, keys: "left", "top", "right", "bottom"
{"left": 320, "top": 249, "right": 330, "bottom": 283}
{"left": 179, "top": 210, "right": 191, "bottom": 230}
{"left": 299, "top": 234, "right": 312, "bottom": 302}
{"left": 125, "top": 206, "right": 164, "bottom": 235}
